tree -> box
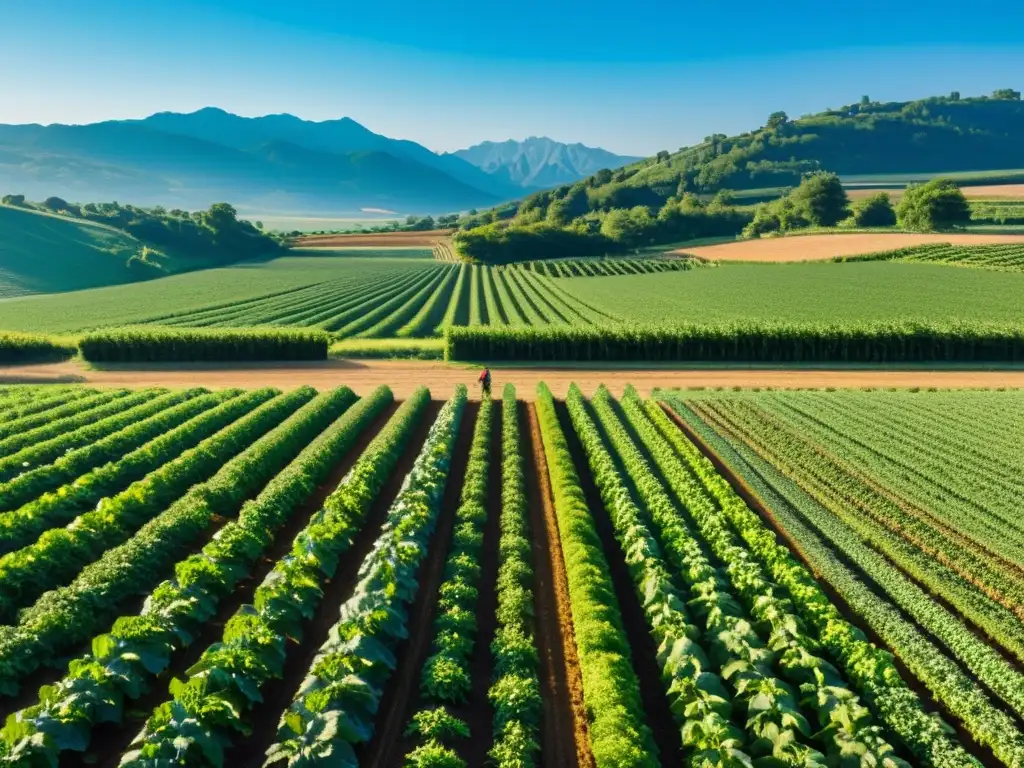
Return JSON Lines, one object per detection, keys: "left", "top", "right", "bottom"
{"left": 897, "top": 179, "right": 970, "bottom": 230}
{"left": 43, "top": 196, "right": 70, "bottom": 212}
{"left": 655, "top": 150, "right": 671, "bottom": 163}
{"left": 1, "top": 194, "right": 25, "bottom": 206}
{"left": 853, "top": 192, "right": 897, "bottom": 227}
{"left": 992, "top": 88, "right": 1021, "bottom": 101}
{"left": 788, "top": 171, "right": 849, "bottom": 227}
{"left": 766, "top": 111, "right": 789, "bottom": 131}
{"left": 950, "top": 91, "right": 961, "bottom": 101}
{"left": 860, "top": 95, "right": 871, "bottom": 106}
{"left": 600, "top": 206, "right": 654, "bottom": 247}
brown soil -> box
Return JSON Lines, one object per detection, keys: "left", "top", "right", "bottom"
{"left": 556, "top": 402, "right": 683, "bottom": 768}
{"left": 229, "top": 400, "right": 442, "bottom": 767}
{"left": 295, "top": 230, "right": 453, "bottom": 248}
{"left": 361, "top": 402, "right": 478, "bottom": 768}
{"left": 663, "top": 404, "right": 1001, "bottom": 768}
{"left": 76, "top": 400, "right": 401, "bottom": 768}
{"left": 525, "top": 403, "right": 593, "bottom": 768}
{"left": 846, "top": 184, "right": 1024, "bottom": 201}
{"left": 7, "top": 360, "right": 1024, "bottom": 399}
{"left": 675, "top": 232, "right": 1024, "bottom": 262}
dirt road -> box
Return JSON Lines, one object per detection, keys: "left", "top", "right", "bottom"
{"left": 3, "top": 360, "right": 1023, "bottom": 397}
{"left": 295, "top": 229, "right": 453, "bottom": 248}
{"left": 676, "top": 232, "right": 1024, "bottom": 262}
{"left": 847, "top": 184, "right": 1024, "bottom": 200}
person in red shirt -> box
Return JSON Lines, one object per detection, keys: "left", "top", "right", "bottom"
{"left": 478, "top": 367, "right": 492, "bottom": 396}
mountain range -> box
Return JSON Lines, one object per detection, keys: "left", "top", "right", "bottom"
{"left": 452, "top": 137, "right": 641, "bottom": 189}
{"left": 0, "top": 109, "right": 637, "bottom": 215}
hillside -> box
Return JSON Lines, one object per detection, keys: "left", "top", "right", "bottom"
{"left": 0, "top": 198, "right": 281, "bottom": 296}
{"left": 512, "top": 90, "right": 1024, "bottom": 217}
{"left": 0, "top": 109, "right": 521, "bottom": 214}
{"left": 0, "top": 204, "right": 162, "bottom": 297}
{"left": 452, "top": 137, "right": 642, "bottom": 189}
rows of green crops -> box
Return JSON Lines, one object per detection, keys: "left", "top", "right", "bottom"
{"left": 500, "top": 257, "right": 702, "bottom": 278}
{"left": 0, "top": 383, "right": 1018, "bottom": 767}
{"left": 838, "top": 242, "right": 1024, "bottom": 271}
{"left": 129, "top": 262, "right": 622, "bottom": 339}
{"left": 667, "top": 388, "right": 1024, "bottom": 767}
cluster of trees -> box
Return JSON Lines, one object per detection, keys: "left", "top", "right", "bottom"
{"left": 454, "top": 192, "right": 751, "bottom": 263}
{"left": 463, "top": 89, "right": 1024, "bottom": 232}
{"left": 1, "top": 196, "right": 281, "bottom": 262}
{"left": 744, "top": 173, "right": 971, "bottom": 236}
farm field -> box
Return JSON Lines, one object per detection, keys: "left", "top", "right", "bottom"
{"left": 665, "top": 388, "right": 1024, "bottom": 768}
{"left": 846, "top": 183, "right": 1024, "bottom": 200}
{"left": 559, "top": 261, "right": 1024, "bottom": 324}
{"left": 676, "top": 232, "right": 1024, "bottom": 261}
{"left": 3, "top": 252, "right": 1024, "bottom": 340}
{"left": 0, "top": 382, "right": 1019, "bottom": 768}
{"left": 295, "top": 229, "right": 454, "bottom": 248}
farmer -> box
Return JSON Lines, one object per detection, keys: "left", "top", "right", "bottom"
{"left": 478, "top": 367, "right": 492, "bottom": 397}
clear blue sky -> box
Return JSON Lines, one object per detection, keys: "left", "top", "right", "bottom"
{"left": 2, "top": 0, "right": 1023, "bottom": 155}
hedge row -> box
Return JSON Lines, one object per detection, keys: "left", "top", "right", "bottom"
{"left": 0, "top": 332, "right": 76, "bottom": 364}
{"left": 78, "top": 327, "right": 330, "bottom": 362}
{"left": 445, "top": 321, "right": 1024, "bottom": 363}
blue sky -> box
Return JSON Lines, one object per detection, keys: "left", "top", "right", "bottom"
{"left": 2, "top": 0, "right": 1023, "bottom": 155}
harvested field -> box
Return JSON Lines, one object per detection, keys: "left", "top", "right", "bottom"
{"left": 847, "top": 183, "right": 1024, "bottom": 200}
{"left": 295, "top": 229, "right": 453, "bottom": 248}
{"left": 677, "top": 232, "right": 1024, "bottom": 261}
{"left": 5, "top": 358, "right": 1024, "bottom": 397}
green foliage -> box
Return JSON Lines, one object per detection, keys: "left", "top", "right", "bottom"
{"left": 447, "top": 319, "right": 1024, "bottom": 363}
{"left": 0, "top": 331, "right": 75, "bottom": 363}
{"left": 79, "top": 326, "right": 330, "bottom": 362}
{"left": 743, "top": 172, "right": 849, "bottom": 236}
{"left": 534, "top": 382, "right": 659, "bottom": 768}
{"left": 897, "top": 179, "right": 971, "bottom": 230}
{"left": 788, "top": 172, "right": 850, "bottom": 227}
{"left": 852, "top": 192, "right": 897, "bottom": 227}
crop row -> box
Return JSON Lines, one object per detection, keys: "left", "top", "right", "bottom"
{"left": 533, "top": 382, "right": 657, "bottom": 767}
{"left": 488, "top": 384, "right": 542, "bottom": 767}
{"left": 0, "top": 386, "right": 348, "bottom": 696}
{"left": 261, "top": 385, "right": 466, "bottom": 766}
{"left": 588, "top": 385, "right": 909, "bottom": 766}
{"left": 504, "top": 257, "right": 702, "bottom": 278}
{"left": 657, "top": 396, "right": 990, "bottom": 767}
{"left": 404, "top": 395, "right": 494, "bottom": 766}
{"left": 0, "top": 385, "right": 393, "bottom": 764}
{"left": 676, "top": 396, "right": 1024, "bottom": 766}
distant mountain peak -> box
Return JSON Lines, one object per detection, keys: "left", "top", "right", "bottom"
{"left": 452, "top": 137, "right": 642, "bottom": 189}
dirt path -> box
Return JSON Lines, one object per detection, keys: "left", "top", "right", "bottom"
{"left": 525, "top": 403, "right": 593, "bottom": 768}
{"left": 6, "top": 359, "right": 1024, "bottom": 396}
{"left": 296, "top": 229, "right": 453, "bottom": 248}
{"left": 677, "top": 232, "right": 1024, "bottom": 262}
{"left": 230, "top": 401, "right": 441, "bottom": 767}
{"left": 847, "top": 184, "right": 1024, "bottom": 201}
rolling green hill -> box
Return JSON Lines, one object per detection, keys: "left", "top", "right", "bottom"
{"left": 507, "top": 90, "right": 1024, "bottom": 220}
{"left": 0, "top": 205, "right": 164, "bottom": 297}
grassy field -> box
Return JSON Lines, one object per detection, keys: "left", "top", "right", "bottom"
{"left": 0, "top": 382, "right": 1017, "bottom": 767}
{"left": 1, "top": 250, "right": 1023, "bottom": 344}
{"left": 560, "top": 261, "right": 1024, "bottom": 324}
{"left": 0, "top": 205, "right": 156, "bottom": 297}
{"left": 0, "top": 254, "right": 436, "bottom": 334}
